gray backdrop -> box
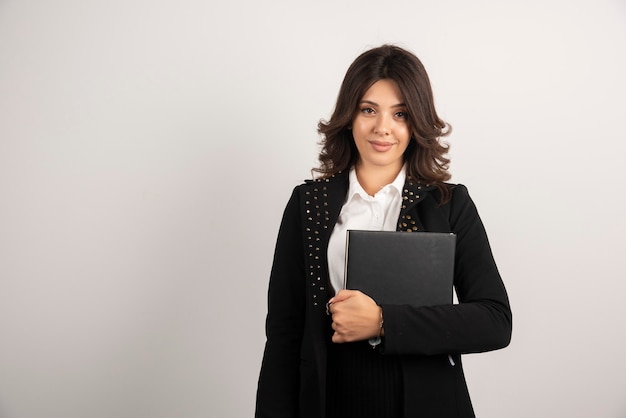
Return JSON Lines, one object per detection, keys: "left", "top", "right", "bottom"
{"left": 1, "top": 0, "right": 625, "bottom": 417}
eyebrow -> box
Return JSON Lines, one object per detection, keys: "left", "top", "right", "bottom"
{"left": 359, "top": 100, "right": 406, "bottom": 108}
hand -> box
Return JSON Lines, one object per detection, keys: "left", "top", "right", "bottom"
{"left": 328, "top": 290, "right": 383, "bottom": 343}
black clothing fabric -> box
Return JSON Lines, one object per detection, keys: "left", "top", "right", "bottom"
{"left": 256, "top": 172, "right": 512, "bottom": 418}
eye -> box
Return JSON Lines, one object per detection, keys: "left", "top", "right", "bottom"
{"left": 360, "top": 107, "right": 375, "bottom": 115}
{"left": 395, "top": 111, "right": 408, "bottom": 119}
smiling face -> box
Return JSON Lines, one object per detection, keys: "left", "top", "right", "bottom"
{"left": 351, "top": 79, "right": 411, "bottom": 174}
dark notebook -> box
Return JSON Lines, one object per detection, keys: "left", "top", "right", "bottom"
{"left": 344, "top": 230, "right": 456, "bottom": 306}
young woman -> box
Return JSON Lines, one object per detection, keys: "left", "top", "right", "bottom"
{"left": 256, "top": 44, "right": 512, "bottom": 418}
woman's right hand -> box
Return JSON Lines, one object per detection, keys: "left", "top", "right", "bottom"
{"left": 328, "top": 290, "right": 383, "bottom": 343}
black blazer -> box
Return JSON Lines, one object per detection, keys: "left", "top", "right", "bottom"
{"left": 256, "top": 172, "right": 512, "bottom": 418}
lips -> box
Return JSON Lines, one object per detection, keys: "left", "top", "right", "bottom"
{"left": 369, "top": 140, "right": 395, "bottom": 152}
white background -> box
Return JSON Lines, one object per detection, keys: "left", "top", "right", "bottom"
{"left": 1, "top": 0, "right": 625, "bottom": 417}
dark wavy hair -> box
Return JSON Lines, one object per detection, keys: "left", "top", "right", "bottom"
{"left": 316, "top": 44, "right": 452, "bottom": 202}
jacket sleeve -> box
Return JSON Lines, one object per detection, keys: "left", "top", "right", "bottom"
{"left": 381, "top": 185, "right": 512, "bottom": 356}
{"left": 255, "top": 187, "right": 306, "bottom": 418}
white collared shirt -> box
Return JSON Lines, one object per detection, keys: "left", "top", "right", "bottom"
{"left": 327, "top": 166, "right": 406, "bottom": 293}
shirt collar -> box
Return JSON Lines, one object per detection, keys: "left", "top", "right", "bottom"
{"left": 347, "top": 164, "right": 406, "bottom": 201}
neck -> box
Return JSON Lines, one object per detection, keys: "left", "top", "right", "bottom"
{"left": 355, "top": 162, "right": 403, "bottom": 196}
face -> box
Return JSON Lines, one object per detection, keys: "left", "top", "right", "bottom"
{"left": 351, "top": 79, "right": 411, "bottom": 172}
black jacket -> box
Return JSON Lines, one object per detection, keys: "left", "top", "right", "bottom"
{"left": 256, "top": 172, "right": 512, "bottom": 418}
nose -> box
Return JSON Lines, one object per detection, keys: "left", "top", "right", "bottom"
{"left": 374, "top": 114, "right": 391, "bottom": 135}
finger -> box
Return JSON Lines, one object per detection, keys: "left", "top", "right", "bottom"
{"left": 332, "top": 289, "right": 357, "bottom": 302}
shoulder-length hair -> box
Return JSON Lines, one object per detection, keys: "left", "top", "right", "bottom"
{"left": 315, "top": 44, "right": 452, "bottom": 202}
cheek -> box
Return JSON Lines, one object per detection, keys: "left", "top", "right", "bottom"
{"left": 351, "top": 120, "right": 369, "bottom": 141}
{"left": 400, "top": 129, "right": 412, "bottom": 150}
{"left": 398, "top": 125, "right": 411, "bottom": 142}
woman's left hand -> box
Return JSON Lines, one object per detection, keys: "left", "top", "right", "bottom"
{"left": 328, "top": 289, "right": 382, "bottom": 343}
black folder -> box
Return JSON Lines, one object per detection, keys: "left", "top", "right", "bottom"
{"left": 344, "top": 230, "right": 456, "bottom": 306}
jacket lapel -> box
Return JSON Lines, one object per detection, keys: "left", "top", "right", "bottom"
{"left": 398, "top": 179, "right": 434, "bottom": 232}
{"left": 302, "top": 173, "right": 349, "bottom": 303}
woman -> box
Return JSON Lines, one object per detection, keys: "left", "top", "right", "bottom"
{"left": 256, "top": 44, "right": 512, "bottom": 418}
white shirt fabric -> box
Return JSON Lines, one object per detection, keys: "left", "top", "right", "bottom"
{"left": 327, "top": 166, "right": 406, "bottom": 293}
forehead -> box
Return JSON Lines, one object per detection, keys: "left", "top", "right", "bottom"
{"left": 361, "top": 79, "right": 404, "bottom": 104}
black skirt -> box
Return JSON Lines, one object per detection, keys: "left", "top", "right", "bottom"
{"left": 326, "top": 340, "right": 403, "bottom": 418}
